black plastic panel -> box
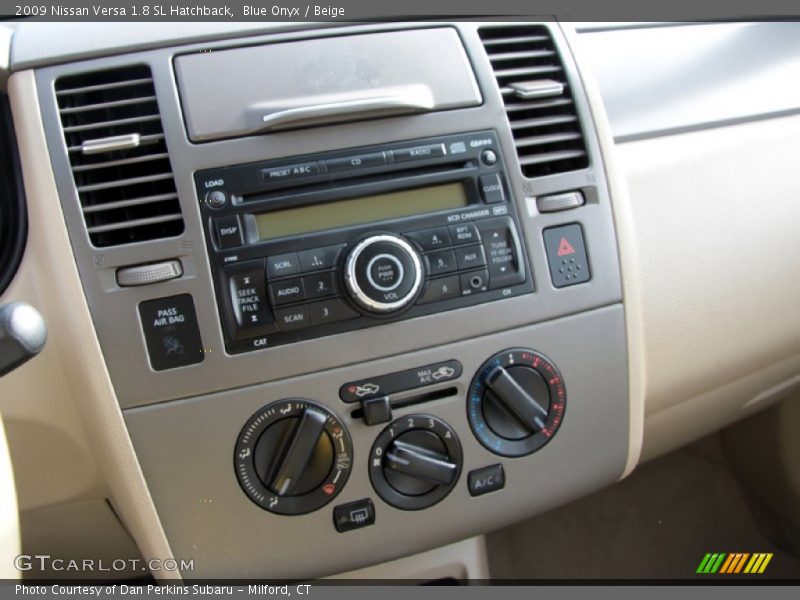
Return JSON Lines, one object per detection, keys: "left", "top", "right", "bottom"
{"left": 196, "top": 131, "right": 535, "bottom": 354}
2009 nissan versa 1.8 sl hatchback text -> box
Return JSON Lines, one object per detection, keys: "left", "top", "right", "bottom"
{"left": 0, "top": 13, "right": 798, "bottom": 589}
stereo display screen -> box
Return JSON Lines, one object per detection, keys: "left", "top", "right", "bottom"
{"left": 254, "top": 182, "right": 469, "bottom": 241}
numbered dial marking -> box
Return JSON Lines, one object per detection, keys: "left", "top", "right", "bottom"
{"left": 369, "top": 414, "right": 462, "bottom": 511}
{"left": 234, "top": 399, "right": 353, "bottom": 515}
{"left": 468, "top": 349, "right": 566, "bottom": 457}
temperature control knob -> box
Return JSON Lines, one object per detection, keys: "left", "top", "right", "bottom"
{"left": 369, "top": 415, "right": 462, "bottom": 510}
{"left": 468, "top": 349, "right": 566, "bottom": 457}
{"left": 344, "top": 234, "right": 423, "bottom": 313}
{"left": 234, "top": 399, "right": 352, "bottom": 515}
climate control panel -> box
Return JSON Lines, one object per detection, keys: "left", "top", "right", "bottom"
{"left": 233, "top": 347, "right": 565, "bottom": 523}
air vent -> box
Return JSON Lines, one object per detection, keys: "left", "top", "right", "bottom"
{"left": 55, "top": 65, "right": 184, "bottom": 247}
{"left": 0, "top": 94, "right": 27, "bottom": 296}
{"left": 479, "top": 25, "right": 589, "bottom": 178}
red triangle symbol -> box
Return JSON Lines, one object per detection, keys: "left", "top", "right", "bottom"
{"left": 557, "top": 238, "right": 575, "bottom": 256}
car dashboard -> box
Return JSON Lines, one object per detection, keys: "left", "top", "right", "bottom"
{"left": 0, "top": 20, "right": 798, "bottom": 581}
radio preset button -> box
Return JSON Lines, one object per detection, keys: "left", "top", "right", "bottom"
{"left": 299, "top": 245, "right": 344, "bottom": 273}
{"left": 214, "top": 215, "right": 244, "bottom": 250}
{"left": 266, "top": 252, "right": 301, "bottom": 279}
{"left": 426, "top": 249, "right": 457, "bottom": 276}
{"left": 303, "top": 272, "right": 337, "bottom": 299}
{"left": 262, "top": 162, "right": 320, "bottom": 185}
{"left": 393, "top": 143, "right": 446, "bottom": 162}
{"left": 308, "top": 299, "right": 359, "bottom": 327}
{"left": 418, "top": 275, "right": 460, "bottom": 304}
{"left": 268, "top": 277, "right": 306, "bottom": 306}
{"left": 460, "top": 270, "right": 489, "bottom": 295}
{"left": 326, "top": 152, "right": 386, "bottom": 172}
{"left": 479, "top": 173, "right": 506, "bottom": 204}
{"left": 403, "top": 227, "right": 451, "bottom": 251}
{"left": 275, "top": 305, "right": 310, "bottom": 331}
{"left": 448, "top": 223, "right": 481, "bottom": 246}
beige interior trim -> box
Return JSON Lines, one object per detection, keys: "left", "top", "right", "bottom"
{"left": 329, "top": 535, "right": 490, "bottom": 580}
{"left": 7, "top": 70, "right": 179, "bottom": 581}
{"left": 561, "top": 23, "right": 645, "bottom": 478}
{"left": 0, "top": 414, "right": 20, "bottom": 579}
{"left": 614, "top": 114, "right": 800, "bottom": 461}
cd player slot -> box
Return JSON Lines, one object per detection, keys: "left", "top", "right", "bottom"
{"left": 240, "top": 160, "right": 478, "bottom": 207}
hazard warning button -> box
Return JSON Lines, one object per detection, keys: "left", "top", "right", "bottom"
{"left": 543, "top": 224, "right": 591, "bottom": 288}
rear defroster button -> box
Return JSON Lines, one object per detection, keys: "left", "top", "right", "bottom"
{"left": 333, "top": 498, "right": 375, "bottom": 532}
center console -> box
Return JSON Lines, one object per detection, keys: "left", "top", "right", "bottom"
{"left": 35, "top": 22, "right": 633, "bottom": 579}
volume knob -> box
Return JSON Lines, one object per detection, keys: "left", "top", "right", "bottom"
{"left": 344, "top": 234, "right": 423, "bottom": 313}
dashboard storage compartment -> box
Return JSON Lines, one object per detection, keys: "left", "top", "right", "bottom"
{"left": 175, "top": 28, "right": 482, "bottom": 142}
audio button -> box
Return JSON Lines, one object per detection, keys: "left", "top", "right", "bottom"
{"left": 268, "top": 278, "right": 306, "bottom": 306}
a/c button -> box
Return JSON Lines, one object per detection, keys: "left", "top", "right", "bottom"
{"left": 468, "top": 464, "right": 505, "bottom": 497}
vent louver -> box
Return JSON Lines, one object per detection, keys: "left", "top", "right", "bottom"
{"left": 479, "top": 25, "right": 589, "bottom": 178}
{"left": 56, "top": 65, "right": 184, "bottom": 247}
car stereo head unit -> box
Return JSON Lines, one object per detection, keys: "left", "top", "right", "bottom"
{"left": 196, "top": 130, "right": 534, "bottom": 354}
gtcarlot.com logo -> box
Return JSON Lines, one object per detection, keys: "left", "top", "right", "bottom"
{"left": 14, "top": 555, "right": 194, "bottom": 573}
{"left": 696, "top": 552, "right": 773, "bottom": 574}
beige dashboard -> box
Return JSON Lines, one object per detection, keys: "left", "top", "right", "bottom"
{"left": 0, "top": 20, "right": 798, "bottom": 580}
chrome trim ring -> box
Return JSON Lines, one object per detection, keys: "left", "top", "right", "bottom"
{"left": 344, "top": 234, "right": 423, "bottom": 313}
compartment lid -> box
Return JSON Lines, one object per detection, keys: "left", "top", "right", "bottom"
{"left": 174, "top": 28, "right": 482, "bottom": 142}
